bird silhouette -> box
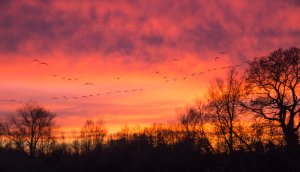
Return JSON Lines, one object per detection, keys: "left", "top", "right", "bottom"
{"left": 39, "top": 62, "right": 49, "bottom": 65}
{"left": 84, "top": 82, "right": 94, "bottom": 86}
{"left": 219, "top": 51, "right": 227, "bottom": 54}
{"left": 32, "top": 59, "right": 40, "bottom": 63}
{"left": 215, "top": 57, "right": 219, "bottom": 61}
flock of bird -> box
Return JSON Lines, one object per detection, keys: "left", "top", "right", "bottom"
{"left": 155, "top": 64, "right": 242, "bottom": 83}
{"left": 32, "top": 58, "right": 49, "bottom": 65}
{"left": 0, "top": 99, "right": 24, "bottom": 103}
{"left": 50, "top": 88, "right": 146, "bottom": 101}
{"left": 1, "top": 51, "right": 245, "bottom": 104}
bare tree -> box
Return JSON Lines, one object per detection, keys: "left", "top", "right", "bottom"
{"left": 207, "top": 69, "right": 251, "bottom": 153}
{"left": 80, "top": 119, "right": 107, "bottom": 153}
{"left": 243, "top": 47, "right": 300, "bottom": 151}
{"left": 179, "top": 105, "right": 213, "bottom": 153}
{"left": 3, "top": 103, "right": 55, "bottom": 157}
{"left": 0, "top": 121, "right": 4, "bottom": 148}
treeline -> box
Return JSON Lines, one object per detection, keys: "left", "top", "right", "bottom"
{"left": 1, "top": 47, "right": 300, "bottom": 172}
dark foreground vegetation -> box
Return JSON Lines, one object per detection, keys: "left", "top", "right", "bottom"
{"left": 1, "top": 47, "right": 300, "bottom": 172}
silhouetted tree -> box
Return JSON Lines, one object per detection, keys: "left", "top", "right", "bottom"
{"left": 243, "top": 47, "right": 300, "bottom": 152}
{"left": 80, "top": 119, "right": 107, "bottom": 153}
{"left": 179, "top": 105, "right": 213, "bottom": 153}
{"left": 207, "top": 69, "right": 251, "bottom": 153}
{"left": 0, "top": 121, "right": 4, "bottom": 148}
{"left": 3, "top": 103, "right": 55, "bottom": 157}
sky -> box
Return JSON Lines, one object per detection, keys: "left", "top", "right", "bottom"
{"left": 1, "top": 0, "right": 300, "bottom": 133}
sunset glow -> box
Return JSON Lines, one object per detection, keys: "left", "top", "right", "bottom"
{"left": 1, "top": 0, "right": 300, "bottom": 133}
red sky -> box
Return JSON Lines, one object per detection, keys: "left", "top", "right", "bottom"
{"left": 1, "top": 0, "right": 300, "bottom": 133}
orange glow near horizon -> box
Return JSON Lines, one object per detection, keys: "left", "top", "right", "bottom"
{"left": 1, "top": 0, "right": 300, "bottom": 133}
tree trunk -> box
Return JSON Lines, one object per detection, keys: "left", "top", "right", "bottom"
{"left": 284, "top": 129, "right": 298, "bottom": 152}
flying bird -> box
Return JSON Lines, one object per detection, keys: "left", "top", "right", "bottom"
{"left": 84, "top": 82, "right": 94, "bottom": 86}
{"left": 215, "top": 57, "right": 219, "bottom": 61}
{"left": 39, "top": 62, "right": 49, "bottom": 65}
{"left": 32, "top": 59, "right": 40, "bottom": 62}
{"left": 219, "top": 51, "right": 227, "bottom": 54}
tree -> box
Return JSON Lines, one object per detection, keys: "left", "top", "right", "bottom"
{"left": 3, "top": 103, "right": 55, "bottom": 157}
{"left": 0, "top": 121, "right": 4, "bottom": 148}
{"left": 244, "top": 47, "right": 300, "bottom": 152}
{"left": 80, "top": 119, "right": 107, "bottom": 153}
{"left": 178, "top": 105, "right": 213, "bottom": 153}
{"left": 207, "top": 69, "right": 251, "bottom": 153}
